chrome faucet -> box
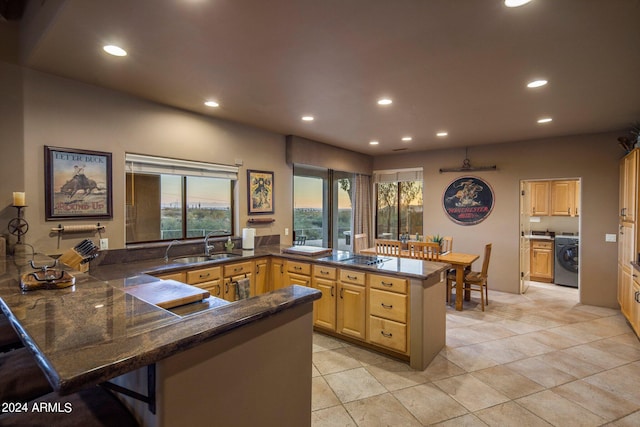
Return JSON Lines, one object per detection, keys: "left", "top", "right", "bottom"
{"left": 204, "top": 232, "right": 216, "bottom": 256}
{"left": 164, "top": 240, "right": 181, "bottom": 262}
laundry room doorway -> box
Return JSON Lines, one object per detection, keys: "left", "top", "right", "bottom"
{"left": 519, "top": 178, "right": 582, "bottom": 295}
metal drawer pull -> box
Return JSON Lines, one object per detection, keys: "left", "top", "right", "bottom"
{"left": 381, "top": 281, "right": 393, "bottom": 287}
{"left": 199, "top": 273, "right": 210, "bottom": 279}
{"left": 294, "top": 266, "right": 302, "bottom": 270}
{"left": 347, "top": 275, "right": 358, "bottom": 280}
{"left": 381, "top": 331, "right": 393, "bottom": 338}
{"left": 215, "top": 284, "right": 221, "bottom": 296}
{"left": 381, "top": 303, "right": 393, "bottom": 309}
{"left": 234, "top": 267, "right": 243, "bottom": 272}
{"left": 321, "top": 270, "right": 329, "bottom": 275}
{"left": 330, "top": 286, "right": 334, "bottom": 297}
{"left": 636, "top": 291, "right": 640, "bottom": 303}
{"left": 340, "top": 288, "right": 344, "bottom": 298}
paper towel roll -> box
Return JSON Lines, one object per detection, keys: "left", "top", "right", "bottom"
{"left": 242, "top": 228, "right": 255, "bottom": 250}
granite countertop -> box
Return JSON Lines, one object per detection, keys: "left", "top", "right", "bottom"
{"left": 0, "top": 254, "right": 320, "bottom": 395}
{"left": 0, "top": 245, "right": 447, "bottom": 396}
{"left": 91, "top": 245, "right": 450, "bottom": 283}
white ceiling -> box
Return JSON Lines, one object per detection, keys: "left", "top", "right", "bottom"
{"left": 14, "top": 0, "right": 640, "bottom": 155}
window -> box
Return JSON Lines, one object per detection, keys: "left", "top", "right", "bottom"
{"left": 374, "top": 169, "right": 423, "bottom": 239}
{"left": 293, "top": 165, "right": 354, "bottom": 249}
{"left": 125, "top": 154, "right": 237, "bottom": 243}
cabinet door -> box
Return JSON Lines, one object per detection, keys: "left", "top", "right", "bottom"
{"left": 337, "top": 283, "right": 366, "bottom": 340}
{"left": 530, "top": 242, "right": 553, "bottom": 282}
{"left": 529, "top": 181, "right": 550, "bottom": 216}
{"left": 196, "top": 279, "right": 222, "bottom": 298}
{"left": 254, "top": 259, "right": 270, "bottom": 295}
{"left": 270, "top": 259, "right": 286, "bottom": 290}
{"left": 551, "top": 181, "right": 575, "bottom": 216}
{"left": 223, "top": 273, "right": 253, "bottom": 301}
{"left": 312, "top": 277, "right": 336, "bottom": 330}
{"left": 288, "top": 273, "right": 311, "bottom": 288}
{"left": 621, "top": 150, "right": 638, "bottom": 222}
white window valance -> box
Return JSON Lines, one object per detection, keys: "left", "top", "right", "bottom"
{"left": 373, "top": 168, "right": 423, "bottom": 183}
{"left": 125, "top": 153, "right": 238, "bottom": 180}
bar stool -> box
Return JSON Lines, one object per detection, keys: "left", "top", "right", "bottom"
{"left": 0, "top": 386, "right": 139, "bottom": 426}
{"left": 0, "top": 347, "right": 53, "bottom": 402}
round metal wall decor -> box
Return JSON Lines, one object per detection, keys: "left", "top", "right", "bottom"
{"left": 442, "top": 176, "right": 495, "bottom": 225}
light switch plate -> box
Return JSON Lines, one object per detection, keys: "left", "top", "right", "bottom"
{"left": 605, "top": 234, "right": 616, "bottom": 242}
{"left": 284, "top": 228, "right": 289, "bottom": 236}
{"left": 99, "top": 238, "right": 109, "bottom": 250}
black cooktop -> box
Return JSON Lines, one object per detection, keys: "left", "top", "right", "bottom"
{"left": 318, "top": 253, "right": 391, "bottom": 265}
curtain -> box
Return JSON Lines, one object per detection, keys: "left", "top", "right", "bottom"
{"left": 353, "top": 174, "right": 373, "bottom": 248}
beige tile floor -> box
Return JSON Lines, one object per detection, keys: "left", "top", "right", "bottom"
{"left": 311, "top": 282, "right": 640, "bottom": 426}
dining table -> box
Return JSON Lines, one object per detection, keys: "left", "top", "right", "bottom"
{"left": 360, "top": 246, "right": 479, "bottom": 311}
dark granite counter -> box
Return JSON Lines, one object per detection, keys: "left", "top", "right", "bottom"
{"left": 0, "top": 254, "right": 320, "bottom": 395}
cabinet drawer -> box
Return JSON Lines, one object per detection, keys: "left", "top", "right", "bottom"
{"left": 154, "top": 271, "right": 186, "bottom": 283}
{"left": 369, "top": 274, "right": 408, "bottom": 294}
{"left": 369, "top": 289, "right": 407, "bottom": 323}
{"left": 194, "top": 279, "right": 222, "bottom": 297}
{"left": 224, "top": 261, "right": 253, "bottom": 277}
{"left": 339, "top": 269, "right": 365, "bottom": 285}
{"left": 369, "top": 316, "right": 407, "bottom": 353}
{"left": 287, "top": 261, "right": 311, "bottom": 276}
{"left": 531, "top": 240, "right": 553, "bottom": 250}
{"left": 313, "top": 264, "right": 337, "bottom": 280}
{"left": 186, "top": 266, "right": 221, "bottom": 284}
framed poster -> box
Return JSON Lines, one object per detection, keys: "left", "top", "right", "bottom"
{"left": 247, "top": 170, "right": 274, "bottom": 214}
{"left": 44, "top": 146, "right": 113, "bottom": 219}
{"left": 442, "top": 176, "right": 494, "bottom": 225}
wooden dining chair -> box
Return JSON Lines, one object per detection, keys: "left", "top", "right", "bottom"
{"left": 407, "top": 241, "right": 440, "bottom": 261}
{"left": 375, "top": 239, "right": 401, "bottom": 256}
{"left": 447, "top": 243, "right": 492, "bottom": 311}
{"left": 441, "top": 236, "right": 453, "bottom": 254}
{"left": 353, "top": 233, "right": 368, "bottom": 254}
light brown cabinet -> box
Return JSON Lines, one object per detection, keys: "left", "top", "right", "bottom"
{"left": 368, "top": 274, "right": 409, "bottom": 353}
{"left": 312, "top": 265, "right": 337, "bottom": 330}
{"left": 336, "top": 269, "right": 366, "bottom": 341}
{"left": 154, "top": 271, "right": 186, "bottom": 282}
{"left": 186, "top": 265, "right": 222, "bottom": 298}
{"left": 270, "top": 258, "right": 286, "bottom": 290}
{"left": 551, "top": 180, "right": 579, "bottom": 216}
{"left": 222, "top": 261, "right": 254, "bottom": 301}
{"left": 285, "top": 260, "right": 312, "bottom": 288}
{"left": 529, "top": 181, "right": 550, "bottom": 216}
{"left": 254, "top": 257, "right": 270, "bottom": 295}
{"left": 618, "top": 148, "right": 639, "bottom": 337}
{"left": 530, "top": 240, "right": 554, "bottom": 283}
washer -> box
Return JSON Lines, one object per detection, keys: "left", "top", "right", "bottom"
{"left": 554, "top": 235, "right": 579, "bottom": 288}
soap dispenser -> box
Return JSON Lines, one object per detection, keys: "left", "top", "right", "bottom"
{"left": 224, "top": 237, "right": 235, "bottom": 252}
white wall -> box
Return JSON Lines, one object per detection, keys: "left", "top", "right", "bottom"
{"left": 373, "top": 133, "right": 621, "bottom": 307}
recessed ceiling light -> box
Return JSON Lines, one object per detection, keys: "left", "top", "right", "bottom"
{"left": 401, "top": 136, "right": 412, "bottom": 141}
{"left": 204, "top": 101, "right": 219, "bottom": 108}
{"left": 527, "top": 79, "right": 548, "bottom": 88}
{"left": 537, "top": 117, "right": 553, "bottom": 123}
{"left": 436, "top": 131, "right": 448, "bottom": 137}
{"left": 103, "top": 45, "right": 127, "bottom": 57}
{"left": 377, "top": 98, "right": 393, "bottom": 106}
{"left": 301, "top": 116, "right": 314, "bottom": 121}
{"left": 369, "top": 141, "right": 379, "bottom": 145}
{"left": 504, "top": 0, "right": 532, "bottom": 7}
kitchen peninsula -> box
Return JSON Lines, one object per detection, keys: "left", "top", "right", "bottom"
{"left": 0, "top": 244, "right": 449, "bottom": 426}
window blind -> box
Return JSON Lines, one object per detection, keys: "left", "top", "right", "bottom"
{"left": 125, "top": 153, "right": 239, "bottom": 180}
{"left": 373, "top": 168, "right": 423, "bottom": 183}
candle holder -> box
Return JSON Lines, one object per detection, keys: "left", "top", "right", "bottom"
{"left": 8, "top": 205, "right": 29, "bottom": 244}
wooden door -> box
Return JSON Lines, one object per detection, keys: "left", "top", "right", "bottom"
{"left": 254, "top": 258, "right": 270, "bottom": 295}
{"left": 337, "top": 283, "right": 366, "bottom": 340}
{"left": 312, "top": 277, "right": 336, "bottom": 330}
{"left": 270, "top": 259, "right": 285, "bottom": 290}
{"left": 529, "top": 181, "right": 550, "bottom": 216}
{"left": 530, "top": 241, "right": 553, "bottom": 282}
{"left": 551, "top": 181, "right": 575, "bottom": 216}
{"left": 520, "top": 180, "right": 531, "bottom": 293}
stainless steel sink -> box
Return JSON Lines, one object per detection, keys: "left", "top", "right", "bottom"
{"left": 173, "top": 253, "right": 239, "bottom": 264}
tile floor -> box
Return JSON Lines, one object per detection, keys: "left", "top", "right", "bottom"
{"left": 311, "top": 282, "right": 640, "bottom": 426}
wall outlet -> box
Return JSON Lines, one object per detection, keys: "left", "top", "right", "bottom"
{"left": 284, "top": 228, "right": 289, "bottom": 236}
{"left": 605, "top": 233, "right": 616, "bottom": 243}
{"left": 99, "top": 238, "right": 109, "bottom": 250}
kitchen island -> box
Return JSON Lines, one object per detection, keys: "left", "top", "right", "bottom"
{"left": 0, "top": 254, "right": 320, "bottom": 427}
